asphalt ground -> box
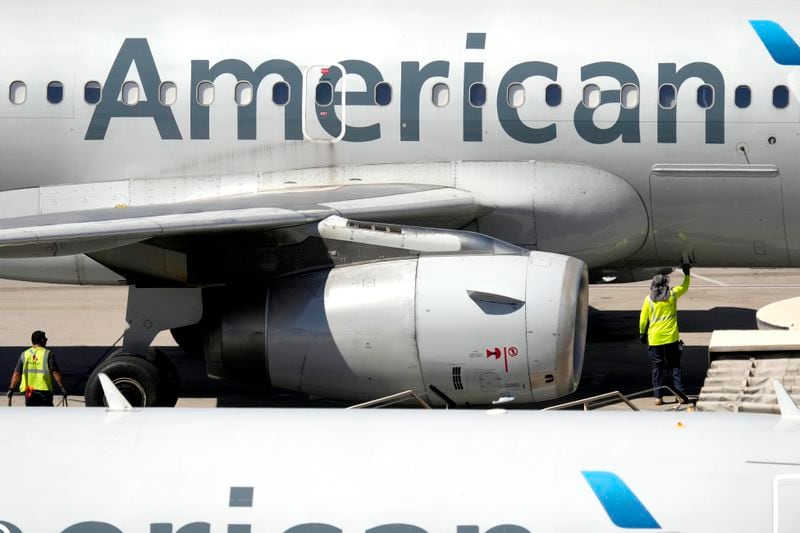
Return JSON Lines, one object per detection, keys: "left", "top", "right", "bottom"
{"left": 1, "top": 268, "right": 798, "bottom": 410}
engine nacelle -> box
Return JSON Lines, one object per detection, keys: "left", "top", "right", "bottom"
{"left": 202, "top": 252, "right": 587, "bottom": 406}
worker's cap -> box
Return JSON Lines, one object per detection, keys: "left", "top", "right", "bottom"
{"left": 31, "top": 330, "right": 47, "bottom": 346}
{"left": 651, "top": 274, "right": 669, "bottom": 286}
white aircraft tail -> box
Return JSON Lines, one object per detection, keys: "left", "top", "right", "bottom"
{"left": 98, "top": 372, "right": 134, "bottom": 411}
{"left": 772, "top": 380, "right": 800, "bottom": 420}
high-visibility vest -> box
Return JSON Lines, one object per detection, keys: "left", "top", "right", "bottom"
{"left": 639, "top": 274, "right": 690, "bottom": 346}
{"left": 18, "top": 347, "right": 52, "bottom": 393}
{"left": 645, "top": 296, "right": 680, "bottom": 346}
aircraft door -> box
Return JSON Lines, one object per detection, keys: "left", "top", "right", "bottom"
{"left": 649, "top": 164, "right": 790, "bottom": 266}
{"left": 302, "top": 64, "right": 347, "bottom": 142}
{"left": 774, "top": 475, "right": 800, "bottom": 533}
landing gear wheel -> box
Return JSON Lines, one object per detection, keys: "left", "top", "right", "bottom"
{"left": 85, "top": 354, "right": 165, "bottom": 407}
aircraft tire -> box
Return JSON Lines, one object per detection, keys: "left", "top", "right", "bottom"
{"left": 84, "top": 355, "right": 163, "bottom": 408}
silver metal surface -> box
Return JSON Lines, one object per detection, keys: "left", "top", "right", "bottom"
{"left": 525, "top": 162, "right": 649, "bottom": 268}
{"left": 650, "top": 164, "right": 790, "bottom": 266}
{"left": 415, "top": 254, "right": 533, "bottom": 404}
{"left": 0, "top": 254, "right": 124, "bottom": 285}
{"left": 0, "top": 184, "right": 483, "bottom": 258}
{"left": 197, "top": 250, "right": 587, "bottom": 405}
{"left": 266, "top": 260, "right": 425, "bottom": 401}
{"left": 524, "top": 253, "right": 589, "bottom": 401}
{"left": 317, "top": 215, "right": 526, "bottom": 255}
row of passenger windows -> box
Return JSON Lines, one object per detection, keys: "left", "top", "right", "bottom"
{"left": 455, "top": 82, "right": 787, "bottom": 110}
{"left": 5, "top": 80, "right": 795, "bottom": 110}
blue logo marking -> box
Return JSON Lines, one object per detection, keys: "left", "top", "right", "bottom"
{"left": 581, "top": 471, "right": 661, "bottom": 529}
{"left": 750, "top": 20, "right": 800, "bottom": 65}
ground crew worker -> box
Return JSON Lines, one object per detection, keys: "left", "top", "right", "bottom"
{"left": 639, "top": 265, "right": 691, "bottom": 405}
{"left": 6, "top": 331, "right": 67, "bottom": 406}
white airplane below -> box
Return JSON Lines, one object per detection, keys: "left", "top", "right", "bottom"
{"left": 1, "top": 379, "right": 800, "bottom": 532}
{"left": 1, "top": 0, "right": 799, "bottom": 406}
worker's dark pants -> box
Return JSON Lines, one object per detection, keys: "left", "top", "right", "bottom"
{"left": 25, "top": 390, "right": 53, "bottom": 407}
{"left": 648, "top": 341, "right": 685, "bottom": 398}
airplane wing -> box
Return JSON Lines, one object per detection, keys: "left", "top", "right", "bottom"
{"left": 0, "top": 184, "right": 488, "bottom": 258}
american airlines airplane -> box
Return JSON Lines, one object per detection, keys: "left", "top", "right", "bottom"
{"left": 0, "top": 0, "right": 798, "bottom": 406}
{"left": 1, "top": 377, "right": 800, "bottom": 532}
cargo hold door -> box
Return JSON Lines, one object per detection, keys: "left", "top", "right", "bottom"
{"left": 649, "top": 164, "right": 789, "bottom": 266}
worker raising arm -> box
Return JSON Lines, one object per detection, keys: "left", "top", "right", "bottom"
{"left": 639, "top": 265, "right": 691, "bottom": 405}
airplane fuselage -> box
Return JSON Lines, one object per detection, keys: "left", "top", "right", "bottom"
{"left": 0, "top": 408, "right": 798, "bottom": 532}
{"left": 2, "top": 0, "right": 800, "bottom": 267}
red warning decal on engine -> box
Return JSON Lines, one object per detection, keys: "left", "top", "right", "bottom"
{"left": 486, "top": 346, "right": 519, "bottom": 373}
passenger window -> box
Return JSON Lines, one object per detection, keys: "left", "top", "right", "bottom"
{"left": 507, "top": 83, "right": 525, "bottom": 108}
{"left": 159, "top": 82, "right": 177, "bottom": 106}
{"left": 697, "top": 85, "right": 714, "bottom": 108}
{"left": 315, "top": 81, "right": 333, "bottom": 106}
{"left": 235, "top": 81, "right": 253, "bottom": 106}
{"left": 375, "top": 82, "right": 392, "bottom": 106}
{"left": 621, "top": 84, "right": 639, "bottom": 109}
{"left": 47, "top": 81, "right": 63, "bottom": 104}
{"left": 197, "top": 81, "right": 215, "bottom": 106}
{"left": 84, "top": 81, "right": 101, "bottom": 104}
{"left": 735, "top": 85, "right": 751, "bottom": 108}
{"left": 121, "top": 81, "right": 139, "bottom": 106}
{"left": 273, "top": 82, "right": 290, "bottom": 105}
{"left": 9, "top": 81, "right": 26, "bottom": 105}
{"left": 545, "top": 84, "right": 561, "bottom": 107}
{"left": 469, "top": 83, "right": 486, "bottom": 107}
{"left": 658, "top": 84, "right": 677, "bottom": 109}
{"left": 432, "top": 83, "right": 449, "bottom": 107}
{"left": 582, "top": 84, "right": 601, "bottom": 109}
{"left": 773, "top": 85, "right": 790, "bottom": 108}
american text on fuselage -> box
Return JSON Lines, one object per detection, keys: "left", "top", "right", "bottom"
{"left": 83, "top": 35, "right": 728, "bottom": 144}
{"left": 3, "top": 522, "right": 535, "bottom": 533}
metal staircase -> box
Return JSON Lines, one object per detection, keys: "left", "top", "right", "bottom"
{"left": 697, "top": 356, "right": 800, "bottom": 413}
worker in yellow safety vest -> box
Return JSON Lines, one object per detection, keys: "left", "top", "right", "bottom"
{"left": 6, "top": 331, "right": 67, "bottom": 407}
{"left": 639, "top": 265, "right": 691, "bottom": 406}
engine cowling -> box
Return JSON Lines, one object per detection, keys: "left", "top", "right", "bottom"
{"left": 202, "top": 251, "right": 587, "bottom": 406}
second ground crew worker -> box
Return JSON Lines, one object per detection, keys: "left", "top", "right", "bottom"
{"left": 639, "top": 265, "right": 691, "bottom": 405}
{"left": 6, "top": 331, "right": 67, "bottom": 407}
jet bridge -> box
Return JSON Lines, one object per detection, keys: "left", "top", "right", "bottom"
{"left": 697, "top": 330, "right": 800, "bottom": 413}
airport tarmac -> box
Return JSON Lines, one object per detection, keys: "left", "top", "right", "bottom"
{"left": 1, "top": 268, "right": 798, "bottom": 410}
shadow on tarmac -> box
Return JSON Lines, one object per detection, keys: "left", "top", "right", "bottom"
{"left": 0, "top": 345, "right": 340, "bottom": 407}
{"left": 546, "top": 306, "right": 758, "bottom": 408}
{"left": 0, "top": 305, "right": 756, "bottom": 408}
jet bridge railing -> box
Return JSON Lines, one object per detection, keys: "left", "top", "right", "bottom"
{"left": 348, "top": 387, "right": 696, "bottom": 411}
{"left": 543, "top": 386, "right": 696, "bottom": 411}
{"left": 347, "top": 390, "right": 432, "bottom": 409}
{"left": 543, "top": 391, "right": 640, "bottom": 411}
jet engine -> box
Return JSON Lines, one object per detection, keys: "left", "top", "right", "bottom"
{"left": 201, "top": 251, "right": 588, "bottom": 406}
